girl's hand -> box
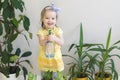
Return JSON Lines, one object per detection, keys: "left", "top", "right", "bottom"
{"left": 47, "top": 34, "right": 55, "bottom": 42}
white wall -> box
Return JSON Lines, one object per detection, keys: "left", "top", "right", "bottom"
{"left": 17, "top": 0, "right": 120, "bottom": 75}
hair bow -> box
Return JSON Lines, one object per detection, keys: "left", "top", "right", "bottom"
{"left": 50, "top": 3, "right": 61, "bottom": 13}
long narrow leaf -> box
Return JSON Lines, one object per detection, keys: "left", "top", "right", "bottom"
{"left": 79, "top": 23, "right": 83, "bottom": 47}
{"left": 106, "top": 28, "right": 112, "bottom": 50}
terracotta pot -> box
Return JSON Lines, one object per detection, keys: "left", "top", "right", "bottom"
{"left": 72, "top": 77, "right": 88, "bottom": 80}
{"left": 77, "top": 77, "right": 88, "bottom": 80}
{"left": 94, "top": 72, "right": 111, "bottom": 80}
{"left": 95, "top": 77, "right": 111, "bottom": 80}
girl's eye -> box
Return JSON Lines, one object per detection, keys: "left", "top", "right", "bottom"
{"left": 52, "top": 18, "right": 55, "bottom": 20}
{"left": 46, "top": 18, "right": 49, "bottom": 19}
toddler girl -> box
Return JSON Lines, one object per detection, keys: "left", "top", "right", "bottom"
{"left": 37, "top": 4, "right": 64, "bottom": 80}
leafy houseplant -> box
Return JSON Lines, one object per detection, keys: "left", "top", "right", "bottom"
{"left": 42, "top": 71, "right": 66, "bottom": 80}
{"left": 90, "top": 28, "right": 120, "bottom": 80}
{"left": 63, "top": 23, "right": 99, "bottom": 80}
{"left": 0, "top": 0, "right": 32, "bottom": 80}
{"left": 28, "top": 72, "right": 37, "bottom": 80}
{"left": 42, "top": 71, "right": 53, "bottom": 80}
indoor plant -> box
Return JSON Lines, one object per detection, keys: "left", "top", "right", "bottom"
{"left": 63, "top": 23, "right": 99, "bottom": 80}
{"left": 90, "top": 28, "right": 120, "bottom": 80}
{"left": 42, "top": 71, "right": 66, "bottom": 80}
{"left": 0, "top": 0, "right": 32, "bottom": 80}
{"left": 54, "top": 71, "right": 66, "bottom": 80}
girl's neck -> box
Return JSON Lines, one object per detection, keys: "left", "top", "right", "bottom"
{"left": 43, "top": 26, "right": 56, "bottom": 30}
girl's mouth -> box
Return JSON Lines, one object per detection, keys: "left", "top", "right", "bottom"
{"left": 47, "top": 23, "right": 53, "bottom": 26}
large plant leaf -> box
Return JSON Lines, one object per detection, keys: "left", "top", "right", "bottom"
{"left": 28, "top": 32, "right": 33, "bottom": 39}
{"left": 10, "top": 33, "right": 19, "bottom": 42}
{"left": 7, "top": 41, "right": 13, "bottom": 52}
{"left": 1, "top": 50, "right": 10, "bottom": 64}
{"left": 20, "top": 60, "right": 33, "bottom": 68}
{"left": 106, "top": 28, "right": 111, "bottom": 50}
{"left": 22, "top": 67, "right": 28, "bottom": 80}
{"left": 10, "top": 54, "right": 19, "bottom": 62}
{"left": 12, "top": 18, "right": 19, "bottom": 27}
{"left": 4, "top": 20, "right": 10, "bottom": 36}
{"left": 62, "top": 54, "right": 78, "bottom": 63}
{"left": 0, "top": 22, "right": 3, "bottom": 35}
{"left": 79, "top": 23, "right": 83, "bottom": 48}
{"left": 21, "top": 51, "right": 32, "bottom": 57}
{"left": 68, "top": 44, "right": 75, "bottom": 52}
{"left": 15, "top": 48, "right": 21, "bottom": 56}
{"left": 112, "top": 40, "right": 120, "bottom": 45}
{"left": 2, "top": 67, "right": 9, "bottom": 78}
{"left": 3, "top": 4, "right": 15, "bottom": 19}
{"left": 12, "top": 0, "right": 24, "bottom": 12}
{"left": 15, "top": 67, "right": 20, "bottom": 77}
{"left": 2, "top": 0, "right": 8, "bottom": 9}
{"left": 23, "top": 16, "right": 30, "bottom": 31}
{"left": 23, "top": 34, "right": 30, "bottom": 46}
{"left": 110, "top": 54, "right": 120, "bottom": 59}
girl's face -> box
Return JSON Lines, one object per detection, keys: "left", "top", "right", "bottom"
{"left": 42, "top": 10, "right": 57, "bottom": 29}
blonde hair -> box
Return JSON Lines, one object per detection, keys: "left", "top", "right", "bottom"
{"left": 40, "top": 6, "right": 58, "bottom": 28}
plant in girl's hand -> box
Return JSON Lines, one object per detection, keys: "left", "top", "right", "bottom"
{"left": 28, "top": 72, "right": 37, "bottom": 80}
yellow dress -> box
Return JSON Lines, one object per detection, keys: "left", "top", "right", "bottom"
{"left": 37, "top": 27, "right": 64, "bottom": 72}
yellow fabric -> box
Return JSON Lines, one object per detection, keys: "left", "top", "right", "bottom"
{"left": 37, "top": 27, "right": 64, "bottom": 72}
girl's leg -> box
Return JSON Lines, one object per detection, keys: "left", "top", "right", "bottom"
{"left": 52, "top": 72, "right": 57, "bottom": 79}
{"left": 40, "top": 71, "right": 45, "bottom": 80}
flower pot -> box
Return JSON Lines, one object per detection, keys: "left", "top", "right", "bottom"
{"left": 94, "top": 77, "right": 111, "bottom": 80}
{"left": 95, "top": 72, "right": 111, "bottom": 80}
{"left": 0, "top": 73, "right": 19, "bottom": 80}
{"left": 72, "top": 77, "right": 88, "bottom": 80}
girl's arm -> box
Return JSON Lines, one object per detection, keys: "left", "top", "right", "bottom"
{"left": 37, "top": 34, "right": 47, "bottom": 46}
{"left": 47, "top": 34, "right": 64, "bottom": 46}
{"left": 54, "top": 34, "right": 64, "bottom": 46}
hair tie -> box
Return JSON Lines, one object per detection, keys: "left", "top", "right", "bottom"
{"left": 50, "top": 3, "right": 61, "bottom": 13}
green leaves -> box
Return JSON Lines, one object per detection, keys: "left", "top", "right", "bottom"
{"left": 21, "top": 51, "right": 32, "bottom": 57}
{"left": 92, "top": 28, "right": 120, "bottom": 80}
{"left": 15, "top": 48, "right": 21, "bottom": 56}
{"left": 0, "top": 0, "right": 32, "bottom": 79}
{"left": 43, "top": 71, "right": 53, "bottom": 80}
{"left": 12, "top": 18, "right": 19, "bottom": 27}
{"left": 79, "top": 23, "right": 83, "bottom": 47}
{"left": 10, "top": 33, "right": 19, "bottom": 42}
{"left": 10, "top": 55, "right": 19, "bottom": 62}
{"left": 0, "top": 22, "right": 3, "bottom": 35}
{"left": 106, "top": 28, "right": 112, "bottom": 50}
{"left": 23, "top": 16, "right": 30, "bottom": 31}
{"left": 11, "top": 0, "right": 24, "bottom": 12}
{"left": 22, "top": 67, "right": 28, "bottom": 80}
{"left": 23, "top": 60, "right": 33, "bottom": 68}
{"left": 1, "top": 50, "right": 10, "bottom": 64}
{"left": 28, "top": 72, "right": 37, "bottom": 80}
{"left": 3, "top": 3, "right": 15, "bottom": 19}
{"left": 63, "top": 23, "right": 100, "bottom": 79}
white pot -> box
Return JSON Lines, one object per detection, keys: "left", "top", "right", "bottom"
{"left": 0, "top": 73, "right": 19, "bottom": 80}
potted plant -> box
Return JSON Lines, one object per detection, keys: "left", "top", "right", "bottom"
{"left": 42, "top": 70, "right": 53, "bottom": 80}
{"left": 42, "top": 71, "right": 66, "bottom": 80}
{"left": 90, "top": 28, "right": 120, "bottom": 80}
{"left": 0, "top": 48, "right": 33, "bottom": 80}
{"left": 63, "top": 23, "right": 99, "bottom": 80}
{"left": 0, "top": 0, "right": 33, "bottom": 80}
{"left": 28, "top": 72, "right": 37, "bottom": 80}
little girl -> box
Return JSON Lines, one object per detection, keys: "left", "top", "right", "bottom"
{"left": 37, "top": 4, "right": 64, "bottom": 79}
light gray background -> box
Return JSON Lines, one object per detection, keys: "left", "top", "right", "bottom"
{"left": 14, "top": 0, "right": 120, "bottom": 76}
